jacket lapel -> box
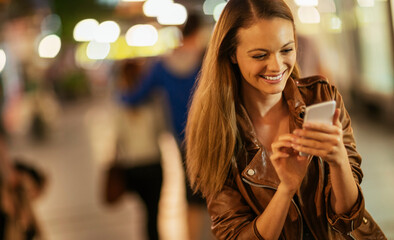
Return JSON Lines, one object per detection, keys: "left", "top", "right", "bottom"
{"left": 241, "top": 148, "right": 280, "bottom": 188}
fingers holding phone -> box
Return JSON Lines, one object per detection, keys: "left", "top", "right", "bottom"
{"left": 296, "top": 100, "right": 336, "bottom": 157}
{"left": 292, "top": 102, "right": 348, "bottom": 165}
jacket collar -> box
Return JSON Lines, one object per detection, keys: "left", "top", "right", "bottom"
{"left": 236, "top": 78, "right": 307, "bottom": 187}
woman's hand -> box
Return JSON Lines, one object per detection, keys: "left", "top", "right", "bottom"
{"left": 291, "top": 109, "right": 347, "bottom": 167}
{"left": 271, "top": 134, "right": 310, "bottom": 195}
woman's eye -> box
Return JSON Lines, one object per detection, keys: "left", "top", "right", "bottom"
{"left": 281, "top": 48, "right": 294, "bottom": 53}
{"left": 252, "top": 54, "right": 267, "bottom": 59}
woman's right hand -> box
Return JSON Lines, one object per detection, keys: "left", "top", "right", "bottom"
{"left": 270, "top": 134, "right": 310, "bottom": 195}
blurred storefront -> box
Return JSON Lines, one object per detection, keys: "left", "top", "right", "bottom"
{"left": 351, "top": 0, "right": 394, "bottom": 123}
{"left": 288, "top": 0, "right": 394, "bottom": 123}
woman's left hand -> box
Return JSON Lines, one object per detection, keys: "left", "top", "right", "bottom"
{"left": 291, "top": 109, "right": 347, "bottom": 166}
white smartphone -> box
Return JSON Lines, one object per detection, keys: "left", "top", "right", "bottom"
{"left": 304, "top": 100, "right": 336, "bottom": 125}
{"left": 299, "top": 100, "right": 336, "bottom": 156}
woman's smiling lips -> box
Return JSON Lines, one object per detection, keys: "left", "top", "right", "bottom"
{"left": 260, "top": 70, "right": 287, "bottom": 84}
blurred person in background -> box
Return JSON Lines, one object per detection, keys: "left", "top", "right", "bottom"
{"left": 106, "top": 58, "right": 169, "bottom": 240}
{"left": 120, "top": 12, "right": 210, "bottom": 240}
{"left": 185, "top": 0, "right": 386, "bottom": 239}
{"left": 1, "top": 0, "right": 60, "bottom": 142}
{"left": 0, "top": 157, "right": 46, "bottom": 240}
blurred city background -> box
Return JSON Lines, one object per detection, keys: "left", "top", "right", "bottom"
{"left": 0, "top": 0, "right": 393, "bottom": 239}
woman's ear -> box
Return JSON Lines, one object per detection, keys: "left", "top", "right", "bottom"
{"left": 230, "top": 54, "right": 237, "bottom": 64}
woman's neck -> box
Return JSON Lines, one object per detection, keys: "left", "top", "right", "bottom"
{"left": 243, "top": 91, "right": 286, "bottom": 124}
{"left": 243, "top": 91, "right": 289, "bottom": 153}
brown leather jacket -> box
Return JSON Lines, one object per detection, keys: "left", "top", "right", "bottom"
{"left": 206, "top": 76, "right": 387, "bottom": 240}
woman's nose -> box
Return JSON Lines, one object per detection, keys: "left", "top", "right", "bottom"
{"left": 266, "top": 54, "right": 281, "bottom": 72}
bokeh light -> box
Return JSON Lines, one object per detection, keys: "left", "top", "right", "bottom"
{"left": 297, "top": 6, "right": 321, "bottom": 24}
{"left": 73, "top": 19, "right": 99, "bottom": 42}
{"left": 295, "top": 0, "right": 319, "bottom": 6}
{"left": 357, "top": 0, "right": 375, "bottom": 7}
{"left": 213, "top": 2, "right": 227, "bottom": 21}
{"left": 125, "top": 24, "right": 158, "bottom": 46}
{"left": 157, "top": 26, "right": 182, "bottom": 50}
{"left": 75, "top": 42, "right": 102, "bottom": 69}
{"left": 157, "top": 3, "right": 187, "bottom": 25}
{"left": 94, "top": 21, "right": 120, "bottom": 43}
{"left": 0, "top": 49, "right": 6, "bottom": 72}
{"left": 38, "top": 34, "right": 62, "bottom": 58}
{"left": 330, "top": 15, "right": 342, "bottom": 30}
{"left": 203, "top": 0, "right": 226, "bottom": 15}
{"left": 86, "top": 41, "right": 111, "bottom": 59}
{"left": 143, "top": 0, "right": 173, "bottom": 17}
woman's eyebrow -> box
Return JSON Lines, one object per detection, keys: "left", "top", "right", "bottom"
{"left": 282, "top": 41, "right": 295, "bottom": 48}
{"left": 247, "top": 41, "right": 295, "bottom": 53}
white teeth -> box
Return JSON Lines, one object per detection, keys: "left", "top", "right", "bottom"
{"left": 262, "top": 72, "right": 283, "bottom": 80}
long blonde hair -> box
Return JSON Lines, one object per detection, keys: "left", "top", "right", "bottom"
{"left": 185, "top": 0, "right": 300, "bottom": 198}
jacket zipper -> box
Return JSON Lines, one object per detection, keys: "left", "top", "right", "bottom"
{"left": 346, "top": 220, "right": 356, "bottom": 240}
{"left": 348, "top": 233, "right": 356, "bottom": 240}
{"left": 242, "top": 178, "right": 304, "bottom": 240}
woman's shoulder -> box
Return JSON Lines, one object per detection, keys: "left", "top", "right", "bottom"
{"left": 293, "top": 75, "right": 338, "bottom": 104}
{"left": 295, "top": 75, "right": 338, "bottom": 94}
{"left": 294, "top": 75, "right": 330, "bottom": 87}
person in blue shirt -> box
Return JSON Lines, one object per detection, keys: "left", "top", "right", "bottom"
{"left": 120, "top": 58, "right": 199, "bottom": 145}
{"left": 120, "top": 12, "right": 212, "bottom": 240}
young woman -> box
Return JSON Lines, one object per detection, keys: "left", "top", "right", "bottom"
{"left": 185, "top": 0, "right": 386, "bottom": 239}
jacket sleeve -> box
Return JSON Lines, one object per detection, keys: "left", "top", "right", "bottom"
{"left": 206, "top": 178, "right": 265, "bottom": 240}
{"left": 324, "top": 86, "right": 365, "bottom": 234}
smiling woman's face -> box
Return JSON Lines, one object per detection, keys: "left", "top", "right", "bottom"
{"left": 233, "top": 17, "right": 296, "bottom": 99}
